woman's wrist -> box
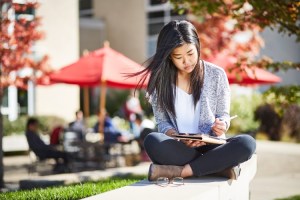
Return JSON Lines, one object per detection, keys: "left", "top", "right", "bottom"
{"left": 165, "top": 129, "right": 177, "bottom": 137}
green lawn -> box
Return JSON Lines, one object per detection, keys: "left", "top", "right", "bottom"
{"left": 276, "top": 195, "right": 300, "bottom": 200}
{"left": 0, "top": 175, "right": 146, "bottom": 200}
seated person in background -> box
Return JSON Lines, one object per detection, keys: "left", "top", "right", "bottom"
{"left": 25, "top": 117, "right": 70, "bottom": 171}
{"left": 50, "top": 125, "right": 64, "bottom": 146}
{"left": 124, "top": 90, "right": 144, "bottom": 130}
{"left": 93, "top": 115, "right": 132, "bottom": 144}
{"left": 130, "top": 113, "right": 156, "bottom": 157}
{"left": 68, "top": 110, "right": 86, "bottom": 141}
{"left": 131, "top": 113, "right": 156, "bottom": 139}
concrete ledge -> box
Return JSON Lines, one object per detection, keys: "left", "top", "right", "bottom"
{"left": 3, "top": 135, "right": 29, "bottom": 152}
{"left": 83, "top": 154, "right": 257, "bottom": 200}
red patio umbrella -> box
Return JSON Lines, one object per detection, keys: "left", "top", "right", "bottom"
{"left": 49, "top": 43, "right": 146, "bottom": 88}
{"left": 208, "top": 53, "right": 281, "bottom": 85}
{"left": 48, "top": 41, "right": 148, "bottom": 134}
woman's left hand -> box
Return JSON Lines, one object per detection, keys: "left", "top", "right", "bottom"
{"left": 182, "top": 139, "right": 206, "bottom": 147}
{"left": 211, "top": 118, "right": 226, "bottom": 136}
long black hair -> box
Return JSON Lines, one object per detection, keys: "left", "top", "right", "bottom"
{"left": 134, "top": 20, "right": 204, "bottom": 117}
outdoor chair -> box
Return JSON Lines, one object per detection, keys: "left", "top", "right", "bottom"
{"left": 63, "top": 131, "right": 108, "bottom": 171}
{"left": 63, "top": 131, "right": 82, "bottom": 153}
{"left": 104, "top": 139, "right": 141, "bottom": 167}
{"left": 27, "top": 150, "right": 56, "bottom": 175}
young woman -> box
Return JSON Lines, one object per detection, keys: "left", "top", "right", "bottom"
{"left": 133, "top": 20, "right": 256, "bottom": 181}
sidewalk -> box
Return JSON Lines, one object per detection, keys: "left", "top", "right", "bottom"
{"left": 3, "top": 153, "right": 150, "bottom": 191}
{"left": 250, "top": 141, "right": 300, "bottom": 200}
{"left": 2, "top": 140, "right": 300, "bottom": 200}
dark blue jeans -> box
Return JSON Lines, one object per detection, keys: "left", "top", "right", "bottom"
{"left": 144, "top": 132, "right": 256, "bottom": 177}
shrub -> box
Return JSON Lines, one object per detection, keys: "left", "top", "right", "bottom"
{"left": 3, "top": 116, "right": 27, "bottom": 136}
{"left": 254, "top": 104, "right": 282, "bottom": 141}
{"left": 228, "top": 92, "right": 262, "bottom": 135}
{"left": 105, "top": 89, "right": 153, "bottom": 118}
{"left": 3, "top": 115, "right": 66, "bottom": 136}
{"left": 85, "top": 115, "right": 99, "bottom": 130}
{"left": 106, "top": 89, "right": 130, "bottom": 117}
{"left": 262, "top": 85, "right": 300, "bottom": 142}
{"left": 36, "top": 116, "right": 66, "bottom": 134}
{"left": 263, "top": 85, "right": 300, "bottom": 116}
{"left": 281, "top": 104, "right": 300, "bottom": 142}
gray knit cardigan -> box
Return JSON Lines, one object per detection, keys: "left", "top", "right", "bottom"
{"left": 150, "top": 60, "right": 231, "bottom": 136}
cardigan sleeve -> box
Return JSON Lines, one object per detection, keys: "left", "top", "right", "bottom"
{"left": 215, "top": 68, "right": 231, "bottom": 130}
{"left": 149, "top": 93, "right": 176, "bottom": 134}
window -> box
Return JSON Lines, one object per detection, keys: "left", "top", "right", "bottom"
{"left": 14, "top": 2, "right": 35, "bottom": 21}
{"left": 2, "top": 88, "right": 9, "bottom": 108}
{"left": 18, "top": 89, "right": 28, "bottom": 114}
{"left": 146, "top": 0, "right": 187, "bottom": 56}
{"left": 150, "top": 0, "right": 167, "bottom": 5}
{"left": 148, "top": 11, "right": 164, "bottom": 18}
{"left": 79, "top": 0, "right": 93, "bottom": 17}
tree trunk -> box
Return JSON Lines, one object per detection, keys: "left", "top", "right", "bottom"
{"left": 0, "top": 85, "right": 4, "bottom": 188}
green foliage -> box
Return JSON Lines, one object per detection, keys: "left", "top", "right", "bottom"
{"left": 254, "top": 103, "right": 282, "bottom": 141}
{"left": 85, "top": 115, "right": 98, "bottom": 130}
{"left": 171, "top": 0, "right": 300, "bottom": 42}
{"left": 263, "top": 60, "right": 300, "bottom": 72}
{"left": 281, "top": 104, "right": 300, "bottom": 142}
{"left": 0, "top": 175, "right": 145, "bottom": 200}
{"left": 106, "top": 89, "right": 130, "bottom": 116}
{"left": 228, "top": 92, "right": 262, "bottom": 134}
{"left": 36, "top": 116, "right": 66, "bottom": 134}
{"left": 261, "top": 85, "right": 300, "bottom": 141}
{"left": 170, "top": 0, "right": 300, "bottom": 72}
{"left": 3, "top": 116, "right": 27, "bottom": 136}
{"left": 263, "top": 85, "right": 300, "bottom": 116}
{"left": 105, "top": 89, "right": 153, "bottom": 118}
{"left": 3, "top": 115, "right": 66, "bottom": 136}
{"left": 249, "top": 57, "right": 300, "bottom": 72}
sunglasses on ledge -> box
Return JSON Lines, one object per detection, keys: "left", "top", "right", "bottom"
{"left": 156, "top": 177, "right": 184, "bottom": 187}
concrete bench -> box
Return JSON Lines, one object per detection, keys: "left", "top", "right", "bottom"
{"left": 3, "top": 135, "right": 29, "bottom": 152}
{"left": 83, "top": 154, "right": 257, "bottom": 200}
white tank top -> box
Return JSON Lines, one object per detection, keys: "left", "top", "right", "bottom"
{"left": 175, "top": 87, "right": 200, "bottom": 133}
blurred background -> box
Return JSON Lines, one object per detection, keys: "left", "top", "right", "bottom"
{"left": 0, "top": 0, "right": 299, "bottom": 199}
{"left": 1, "top": 0, "right": 299, "bottom": 144}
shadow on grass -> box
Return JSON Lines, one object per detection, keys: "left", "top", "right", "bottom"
{"left": 0, "top": 175, "right": 147, "bottom": 200}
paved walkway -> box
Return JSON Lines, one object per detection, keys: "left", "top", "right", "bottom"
{"left": 250, "top": 141, "right": 300, "bottom": 200}
{"left": 2, "top": 140, "right": 300, "bottom": 200}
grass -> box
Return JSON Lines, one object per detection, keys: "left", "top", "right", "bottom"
{"left": 0, "top": 175, "right": 146, "bottom": 200}
{"left": 276, "top": 195, "right": 300, "bottom": 200}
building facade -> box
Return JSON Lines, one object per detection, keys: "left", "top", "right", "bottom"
{"left": 2, "top": 0, "right": 80, "bottom": 122}
{"left": 35, "top": 0, "right": 80, "bottom": 121}
{"left": 260, "top": 27, "right": 300, "bottom": 86}
{"left": 2, "top": 0, "right": 299, "bottom": 122}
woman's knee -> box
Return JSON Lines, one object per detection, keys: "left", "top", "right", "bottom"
{"left": 232, "top": 134, "right": 256, "bottom": 158}
{"left": 240, "top": 134, "right": 256, "bottom": 157}
{"left": 143, "top": 132, "right": 161, "bottom": 150}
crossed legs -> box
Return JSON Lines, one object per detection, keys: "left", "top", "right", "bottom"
{"left": 144, "top": 132, "right": 256, "bottom": 178}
